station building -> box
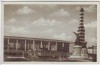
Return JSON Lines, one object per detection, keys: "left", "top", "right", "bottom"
{"left": 4, "top": 36, "right": 74, "bottom": 61}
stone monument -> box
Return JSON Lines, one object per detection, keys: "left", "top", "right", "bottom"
{"left": 69, "top": 8, "right": 88, "bottom": 60}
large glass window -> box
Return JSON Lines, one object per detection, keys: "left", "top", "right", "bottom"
{"left": 57, "top": 42, "right": 63, "bottom": 52}
{"left": 26, "top": 40, "right": 33, "bottom": 50}
{"left": 35, "top": 41, "right": 41, "bottom": 50}
{"left": 42, "top": 41, "right": 48, "bottom": 50}
{"left": 63, "top": 43, "right": 69, "bottom": 52}
{"left": 9, "top": 39, "right": 16, "bottom": 49}
{"left": 18, "top": 40, "right": 25, "bottom": 50}
{"left": 50, "top": 42, "right": 56, "bottom": 51}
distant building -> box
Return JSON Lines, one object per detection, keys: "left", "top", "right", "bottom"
{"left": 88, "top": 45, "right": 97, "bottom": 54}
{"left": 88, "top": 45, "right": 97, "bottom": 62}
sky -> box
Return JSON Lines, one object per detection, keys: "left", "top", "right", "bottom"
{"left": 4, "top": 4, "right": 97, "bottom": 47}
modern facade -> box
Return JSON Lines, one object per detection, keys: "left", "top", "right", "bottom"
{"left": 4, "top": 36, "right": 74, "bottom": 61}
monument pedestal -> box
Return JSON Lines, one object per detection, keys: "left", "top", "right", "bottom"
{"left": 72, "top": 45, "right": 82, "bottom": 56}
{"left": 81, "top": 48, "right": 88, "bottom": 59}
{"left": 68, "top": 45, "right": 88, "bottom": 61}
{"left": 68, "top": 45, "right": 82, "bottom": 60}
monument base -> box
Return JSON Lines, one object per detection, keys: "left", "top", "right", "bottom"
{"left": 68, "top": 45, "right": 82, "bottom": 60}
{"left": 68, "top": 56, "right": 82, "bottom": 61}
{"left": 81, "top": 48, "right": 88, "bottom": 59}
{"left": 68, "top": 45, "right": 89, "bottom": 61}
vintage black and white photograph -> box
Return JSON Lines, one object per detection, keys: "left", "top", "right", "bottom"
{"left": 3, "top": 2, "right": 97, "bottom": 62}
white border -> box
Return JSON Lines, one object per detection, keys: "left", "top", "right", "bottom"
{"left": 1, "top": 0, "right": 99, "bottom": 2}
{"left": 1, "top": 1, "right": 99, "bottom": 4}
{"left": 1, "top": 1, "right": 100, "bottom": 64}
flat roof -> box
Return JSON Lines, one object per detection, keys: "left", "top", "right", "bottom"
{"left": 4, "top": 36, "right": 74, "bottom": 43}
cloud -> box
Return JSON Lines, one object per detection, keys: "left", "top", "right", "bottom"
{"left": 86, "top": 37, "right": 97, "bottom": 47}
{"left": 9, "top": 27, "right": 30, "bottom": 34}
{"left": 37, "top": 4, "right": 57, "bottom": 9}
{"left": 17, "top": 6, "right": 36, "bottom": 15}
{"left": 84, "top": 5, "right": 96, "bottom": 13}
{"left": 53, "top": 33, "right": 74, "bottom": 41}
{"left": 32, "top": 18, "right": 60, "bottom": 27}
{"left": 6, "top": 18, "right": 16, "bottom": 23}
{"left": 84, "top": 20, "right": 97, "bottom": 28}
{"left": 84, "top": 21, "right": 97, "bottom": 47}
{"left": 42, "top": 29, "right": 54, "bottom": 34}
{"left": 5, "top": 18, "right": 19, "bottom": 25}
{"left": 69, "top": 19, "right": 78, "bottom": 24}
{"left": 76, "top": 5, "right": 96, "bottom": 13}
{"left": 38, "top": 29, "right": 56, "bottom": 38}
{"left": 51, "top": 9, "right": 70, "bottom": 17}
